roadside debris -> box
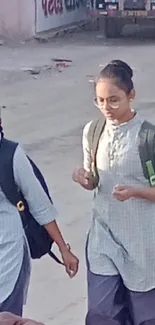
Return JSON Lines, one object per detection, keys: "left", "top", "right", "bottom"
{"left": 52, "top": 58, "right": 72, "bottom": 69}
{"left": 20, "top": 58, "right": 72, "bottom": 78}
{"left": 86, "top": 74, "right": 94, "bottom": 83}
{"left": 0, "top": 40, "right": 5, "bottom": 46}
{"left": 96, "top": 34, "right": 104, "bottom": 39}
{"left": 21, "top": 67, "right": 41, "bottom": 75}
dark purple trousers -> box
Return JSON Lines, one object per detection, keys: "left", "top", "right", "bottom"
{"left": 86, "top": 244, "right": 155, "bottom": 325}
{"left": 0, "top": 244, "right": 29, "bottom": 317}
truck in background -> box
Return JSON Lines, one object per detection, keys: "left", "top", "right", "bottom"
{"left": 87, "top": 0, "right": 155, "bottom": 37}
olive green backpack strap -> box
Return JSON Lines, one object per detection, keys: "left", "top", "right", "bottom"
{"left": 87, "top": 118, "right": 106, "bottom": 187}
{"left": 139, "top": 120, "right": 155, "bottom": 187}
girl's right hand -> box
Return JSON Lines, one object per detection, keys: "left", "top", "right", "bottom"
{"left": 72, "top": 168, "right": 94, "bottom": 190}
{"left": 61, "top": 247, "right": 79, "bottom": 278}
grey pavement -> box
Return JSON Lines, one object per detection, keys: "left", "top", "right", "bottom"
{"left": 1, "top": 30, "right": 155, "bottom": 324}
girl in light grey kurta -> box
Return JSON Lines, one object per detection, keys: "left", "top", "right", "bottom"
{"left": 73, "top": 60, "right": 155, "bottom": 325}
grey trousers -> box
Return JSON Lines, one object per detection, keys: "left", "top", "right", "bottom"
{"left": 0, "top": 244, "right": 30, "bottom": 317}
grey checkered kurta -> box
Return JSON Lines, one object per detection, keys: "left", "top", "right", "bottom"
{"left": 0, "top": 145, "right": 57, "bottom": 304}
{"left": 83, "top": 113, "right": 155, "bottom": 292}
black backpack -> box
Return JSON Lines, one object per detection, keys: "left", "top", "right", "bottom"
{"left": 87, "top": 118, "right": 155, "bottom": 187}
{"left": 0, "top": 138, "right": 63, "bottom": 264}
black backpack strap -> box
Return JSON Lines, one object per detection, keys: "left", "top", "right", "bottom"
{"left": 0, "top": 138, "right": 20, "bottom": 206}
{"left": 48, "top": 251, "right": 64, "bottom": 264}
{"left": 28, "top": 157, "right": 53, "bottom": 203}
{"left": 87, "top": 118, "right": 106, "bottom": 187}
{"left": 92, "top": 118, "right": 106, "bottom": 171}
{"left": 87, "top": 118, "right": 106, "bottom": 164}
{"left": 139, "top": 121, "right": 155, "bottom": 187}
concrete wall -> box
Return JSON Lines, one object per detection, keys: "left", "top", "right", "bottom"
{"left": 0, "top": 0, "right": 87, "bottom": 40}
{"left": 36, "top": 0, "right": 87, "bottom": 33}
{"left": 0, "top": 0, "right": 35, "bottom": 40}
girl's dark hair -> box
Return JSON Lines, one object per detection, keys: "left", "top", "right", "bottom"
{"left": 96, "top": 60, "right": 134, "bottom": 95}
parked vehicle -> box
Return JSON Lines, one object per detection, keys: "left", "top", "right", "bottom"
{"left": 87, "top": 0, "right": 155, "bottom": 37}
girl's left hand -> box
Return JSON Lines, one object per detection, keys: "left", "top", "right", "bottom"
{"left": 112, "top": 185, "right": 135, "bottom": 201}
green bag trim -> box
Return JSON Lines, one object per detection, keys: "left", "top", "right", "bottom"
{"left": 146, "top": 160, "right": 155, "bottom": 186}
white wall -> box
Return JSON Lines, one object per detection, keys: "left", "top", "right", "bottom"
{"left": 0, "top": 0, "right": 87, "bottom": 40}
{"left": 36, "top": 0, "right": 87, "bottom": 33}
{"left": 0, "top": 0, "right": 35, "bottom": 40}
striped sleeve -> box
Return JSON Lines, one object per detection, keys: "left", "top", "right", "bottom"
{"left": 13, "top": 145, "right": 58, "bottom": 225}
